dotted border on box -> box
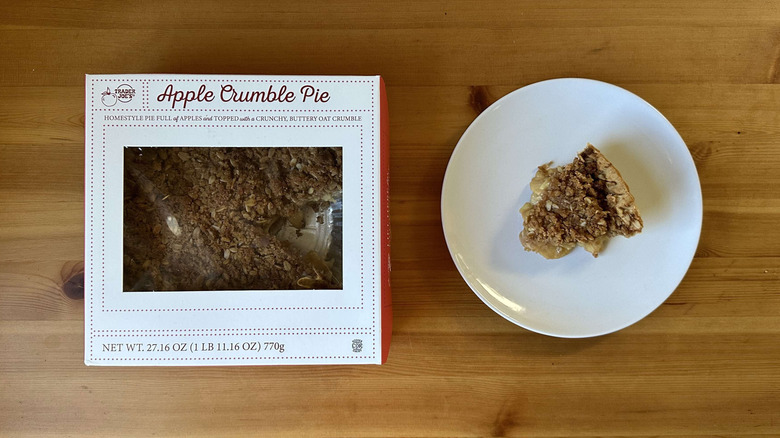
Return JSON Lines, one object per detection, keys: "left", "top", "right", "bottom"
{"left": 101, "top": 124, "right": 362, "bottom": 313}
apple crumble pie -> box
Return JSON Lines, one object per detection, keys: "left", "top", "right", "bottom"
{"left": 519, "top": 144, "right": 643, "bottom": 259}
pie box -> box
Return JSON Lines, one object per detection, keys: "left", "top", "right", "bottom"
{"left": 84, "top": 75, "right": 390, "bottom": 365}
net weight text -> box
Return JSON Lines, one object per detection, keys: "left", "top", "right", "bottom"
{"left": 101, "top": 341, "right": 286, "bottom": 354}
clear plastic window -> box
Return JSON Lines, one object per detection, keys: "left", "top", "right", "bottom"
{"left": 123, "top": 146, "right": 343, "bottom": 291}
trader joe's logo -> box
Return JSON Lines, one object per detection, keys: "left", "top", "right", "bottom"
{"left": 100, "top": 84, "right": 136, "bottom": 107}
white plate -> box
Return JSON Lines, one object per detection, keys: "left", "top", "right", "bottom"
{"left": 441, "top": 78, "right": 702, "bottom": 338}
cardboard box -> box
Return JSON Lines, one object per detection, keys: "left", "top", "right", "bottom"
{"left": 84, "top": 75, "right": 390, "bottom": 365}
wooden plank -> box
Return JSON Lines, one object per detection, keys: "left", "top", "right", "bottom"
{"left": 0, "top": 26, "right": 778, "bottom": 87}
{"left": 1, "top": 0, "right": 779, "bottom": 30}
{"left": 1, "top": 321, "right": 779, "bottom": 437}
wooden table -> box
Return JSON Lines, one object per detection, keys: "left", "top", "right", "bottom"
{"left": 1, "top": 1, "right": 779, "bottom": 436}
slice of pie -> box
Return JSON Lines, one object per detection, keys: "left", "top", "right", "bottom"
{"left": 519, "top": 144, "right": 643, "bottom": 259}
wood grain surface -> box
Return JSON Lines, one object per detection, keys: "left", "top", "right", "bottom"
{"left": 1, "top": 1, "right": 779, "bottom": 436}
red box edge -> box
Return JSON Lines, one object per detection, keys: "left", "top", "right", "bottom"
{"left": 379, "top": 77, "right": 392, "bottom": 364}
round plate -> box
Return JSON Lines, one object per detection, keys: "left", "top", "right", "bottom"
{"left": 441, "top": 78, "right": 702, "bottom": 338}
